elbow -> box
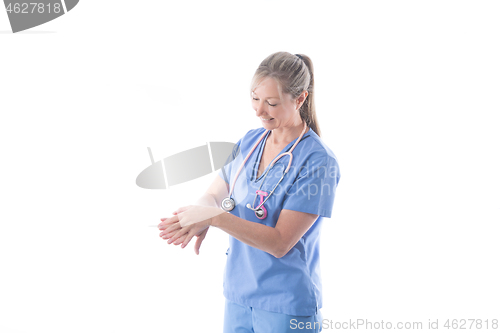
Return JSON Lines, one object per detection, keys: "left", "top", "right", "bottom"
{"left": 203, "top": 192, "right": 219, "bottom": 207}
{"left": 272, "top": 251, "right": 285, "bottom": 259}
{"left": 271, "top": 244, "right": 291, "bottom": 259}
{"left": 270, "top": 231, "right": 294, "bottom": 258}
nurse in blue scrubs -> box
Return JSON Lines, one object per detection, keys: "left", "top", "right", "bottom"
{"left": 158, "top": 51, "right": 341, "bottom": 333}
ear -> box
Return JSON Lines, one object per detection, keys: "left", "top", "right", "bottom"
{"left": 296, "top": 91, "right": 309, "bottom": 110}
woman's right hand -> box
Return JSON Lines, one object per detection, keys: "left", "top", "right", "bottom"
{"left": 159, "top": 214, "right": 210, "bottom": 255}
{"left": 193, "top": 227, "right": 209, "bottom": 255}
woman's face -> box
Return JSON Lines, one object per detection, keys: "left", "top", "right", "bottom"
{"left": 251, "top": 77, "right": 306, "bottom": 131}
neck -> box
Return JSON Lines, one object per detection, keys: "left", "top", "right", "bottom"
{"left": 268, "top": 119, "right": 307, "bottom": 147}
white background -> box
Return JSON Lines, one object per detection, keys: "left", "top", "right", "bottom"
{"left": 1, "top": 1, "right": 499, "bottom": 332}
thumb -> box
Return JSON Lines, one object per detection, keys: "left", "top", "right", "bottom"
{"left": 194, "top": 229, "right": 208, "bottom": 255}
{"left": 172, "top": 205, "right": 189, "bottom": 215}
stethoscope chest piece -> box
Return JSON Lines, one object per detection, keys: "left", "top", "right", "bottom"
{"left": 221, "top": 197, "right": 235, "bottom": 212}
{"left": 255, "top": 207, "right": 267, "bottom": 219}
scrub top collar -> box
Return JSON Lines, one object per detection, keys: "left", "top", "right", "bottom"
{"left": 251, "top": 127, "right": 313, "bottom": 182}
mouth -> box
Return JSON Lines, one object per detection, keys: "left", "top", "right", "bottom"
{"left": 260, "top": 117, "right": 274, "bottom": 122}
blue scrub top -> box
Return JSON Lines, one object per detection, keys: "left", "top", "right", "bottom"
{"left": 218, "top": 126, "right": 341, "bottom": 316}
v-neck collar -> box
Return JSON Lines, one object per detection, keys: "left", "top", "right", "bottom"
{"left": 251, "top": 128, "right": 311, "bottom": 182}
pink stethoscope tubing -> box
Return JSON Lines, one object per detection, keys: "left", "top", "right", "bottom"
{"left": 221, "top": 122, "right": 308, "bottom": 219}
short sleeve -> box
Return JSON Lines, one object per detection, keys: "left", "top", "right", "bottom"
{"left": 218, "top": 138, "right": 242, "bottom": 185}
{"left": 282, "top": 153, "right": 340, "bottom": 218}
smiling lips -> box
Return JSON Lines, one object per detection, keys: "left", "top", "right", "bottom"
{"left": 260, "top": 117, "right": 274, "bottom": 121}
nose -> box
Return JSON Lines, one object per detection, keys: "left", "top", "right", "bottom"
{"left": 254, "top": 101, "right": 268, "bottom": 117}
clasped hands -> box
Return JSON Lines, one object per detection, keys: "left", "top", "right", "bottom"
{"left": 158, "top": 205, "right": 224, "bottom": 255}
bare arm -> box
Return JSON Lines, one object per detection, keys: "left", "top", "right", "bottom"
{"left": 162, "top": 174, "right": 318, "bottom": 258}
{"left": 212, "top": 208, "right": 318, "bottom": 258}
{"left": 195, "top": 174, "right": 229, "bottom": 208}
{"left": 199, "top": 175, "right": 319, "bottom": 258}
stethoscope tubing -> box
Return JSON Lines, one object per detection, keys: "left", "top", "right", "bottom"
{"left": 228, "top": 129, "right": 270, "bottom": 198}
{"left": 224, "top": 122, "right": 308, "bottom": 215}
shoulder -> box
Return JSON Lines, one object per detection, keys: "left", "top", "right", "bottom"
{"left": 241, "top": 127, "right": 267, "bottom": 141}
{"left": 301, "top": 128, "right": 340, "bottom": 168}
{"left": 236, "top": 127, "right": 267, "bottom": 148}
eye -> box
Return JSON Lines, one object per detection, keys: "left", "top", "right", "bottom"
{"left": 252, "top": 97, "right": 277, "bottom": 107}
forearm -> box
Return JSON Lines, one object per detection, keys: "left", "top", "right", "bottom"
{"left": 212, "top": 211, "right": 284, "bottom": 258}
{"left": 195, "top": 192, "right": 219, "bottom": 208}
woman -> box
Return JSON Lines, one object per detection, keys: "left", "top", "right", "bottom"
{"left": 158, "top": 51, "right": 340, "bottom": 333}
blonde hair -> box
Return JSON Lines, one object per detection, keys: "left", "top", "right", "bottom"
{"left": 250, "top": 51, "right": 321, "bottom": 137}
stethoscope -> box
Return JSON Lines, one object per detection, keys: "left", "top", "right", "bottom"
{"left": 221, "top": 122, "right": 308, "bottom": 219}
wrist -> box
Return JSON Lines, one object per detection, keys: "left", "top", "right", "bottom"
{"left": 210, "top": 207, "right": 224, "bottom": 227}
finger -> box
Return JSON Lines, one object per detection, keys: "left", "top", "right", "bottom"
{"left": 167, "top": 215, "right": 180, "bottom": 223}
{"left": 194, "top": 228, "right": 208, "bottom": 255}
{"left": 164, "top": 222, "right": 182, "bottom": 234}
{"left": 160, "top": 221, "right": 180, "bottom": 235}
{"left": 173, "top": 234, "right": 188, "bottom": 246}
{"left": 158, "top": 222, "right": 172, "bottom": 231}
{"left": 160, "top": 229, "right": 177, "bottom": 239}
{"left": 164, "top": 223, "right": 179, "bottom": 233}
{"left": 181, "top": 229, "right": 198, "bottom": 249}
{"left": 162, "top": 226, "right": 184, "bottom": 238}
{"left": 161, "top": 229, "right": 177, "bottom": 239}
{"left": 161, "top": 227, "right": 184, "bottom": 240}
{"left": 158, "top": 223, "right": 166, "bottom": 231}
{"left": 167, "top": 226, "right": 191, "bottom": 244}
{"left": 158, "top": 215, "right": 180, "bottom": 229}
{"left": 160, "top": 223, "right": 181, "bottom": 238}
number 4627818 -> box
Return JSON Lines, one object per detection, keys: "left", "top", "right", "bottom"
{"left": 6, "top": 3, "right": 62, "bottom": 14}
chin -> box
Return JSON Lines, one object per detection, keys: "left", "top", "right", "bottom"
{"left": 261, "top": 123, "right": 277, "bottom": 131}
{"left": 260, "top": 118, "right": 277, "bottom": 128}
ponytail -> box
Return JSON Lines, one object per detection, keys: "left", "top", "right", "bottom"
{"left": 295, "top": 53, "right": 320, "bottom": 137}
